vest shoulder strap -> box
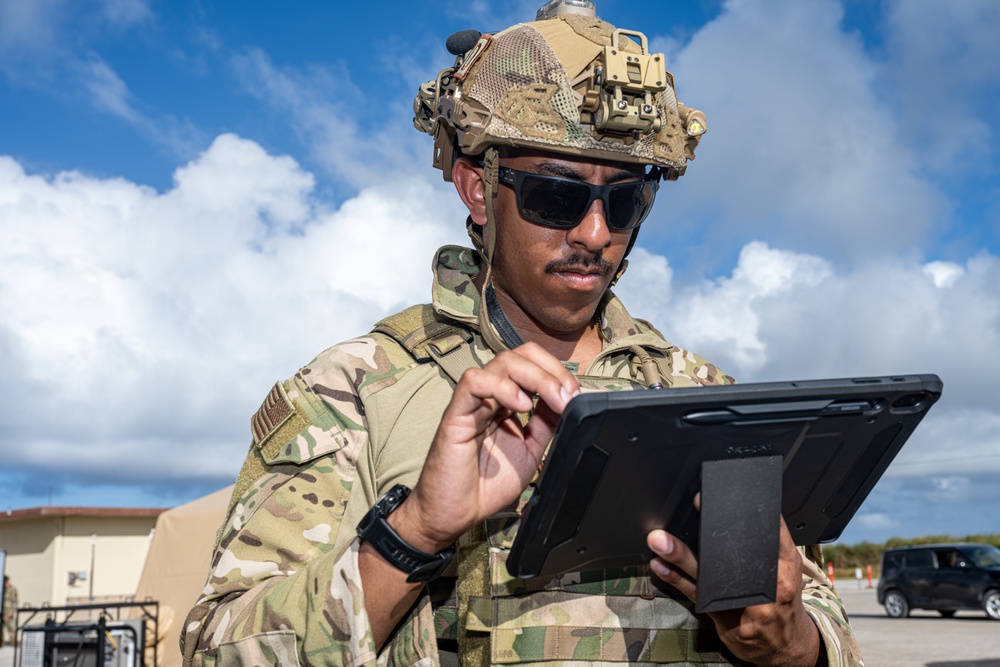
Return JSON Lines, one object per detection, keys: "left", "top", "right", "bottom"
{"left": 373, "top": 304, "right": 484, "bottom": 385}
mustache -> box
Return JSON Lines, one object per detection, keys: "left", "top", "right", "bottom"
{"left": 545, "top": 251, "right": 614, "bottom": 278}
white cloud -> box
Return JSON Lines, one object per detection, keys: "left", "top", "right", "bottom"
{"left": 0, "top": 134, "right": 467, "bottom": 485}
{"left": 620, "top": 241, "right": 833, "bottom": 372}
{"left": 883, "top": 0, "right": 1000, "bottom": 170}
{"left": 1, "top": 0, "right": 997, "bottom": 541}
{"left": 922, "top": 261, "right": 963, "bottom": 288}
{"left": 644, "top": 0, "right": 945, "bottom": 262}
{"left": 889, "top": 409, "right": 1000, "bottom": 478}
{"left": 0, "top": 0, "right": 188, "bottom": 161}
{"left": 854, "top": 512, "right": 897, "bottom": 532}
{"left": 0, "top": 0, "right": 151, "bottom": 66}
{"left": 623, "top": 242, "right": 1000, "bottom": 407}
{"left": 8, "top": 136, "right": 993, "bottom": 497}
{"left": 617, "top": 239, "right": 1000, "bottom": 481}
{"left": 841, "top": 473, "right": 1000, "bottom": 542}
{"left": 0, "top": 0, "right": 63, "bottom": 56}
{"left": 98, "top": 0, "right": 151, "bottom": 30}
{"left": 231, "top": 49, "right": 428, "bottom": 190}
{"left": 78, "top": 56, "right": 141, "bottom": 123}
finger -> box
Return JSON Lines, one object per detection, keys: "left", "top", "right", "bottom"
{"left": 774, "top": 515, "right": 806, "bottom": 603}
{"left": 776, "top": 514, "right": 798, "bottom": 559}
{"left": 647, "top": 530, "right": 700, "bottom": 600}
{"left": 508, "top": 341, "right": 581, "bottom": 394}
{"left": 444, "top": 368, "right": 534, "bottom": 427}
{"left": 646, "top": 530, "right": 700, "bottom": 580}
{"left": 480, "top": 347, "right": 579, "bottom": 414}
{"left": 521, "top": 399, "right": 561, "bottom": 461}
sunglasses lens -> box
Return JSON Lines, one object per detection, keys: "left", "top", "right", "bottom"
{"left": 517, "top": 175, "right": 592, "bottom": 228}
{"left": 607, "top": 181, "right": 656, "bottom": 230}
{"left": 508, "top": 168, "right": 658, "bottom": 230}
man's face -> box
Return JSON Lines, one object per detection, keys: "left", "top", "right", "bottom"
{"left": 485, "top": 149, "right": 647, "bottom": 336}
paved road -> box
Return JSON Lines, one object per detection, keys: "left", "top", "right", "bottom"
{"left": 840, "top": 585, "right": 1000, "bottom": 666}
{"left": 3, "top": 589, "right": 997, "bottom": 667}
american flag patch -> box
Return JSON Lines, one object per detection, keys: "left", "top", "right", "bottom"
{"left": 251, "top": 381, "right": 294, "bottom": 446}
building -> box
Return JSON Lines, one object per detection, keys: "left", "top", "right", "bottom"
{"left": 0, "top": 506, "right": 165, "bottom": 610}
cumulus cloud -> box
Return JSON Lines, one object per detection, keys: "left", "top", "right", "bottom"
{"left": 640, "top": 0, "right": 945, "bottom": 267}
{"left": 621, "top": 240, "right": 1000, "bottom": 415}
{"left": 3, "top": 0, "right": 999, "bottom": 542}
{"left": 0, "top": 134, "right": 466, "bottom": 495}
{"left": 620, "top": 240, "right": 1000, "bottom": 462}
{"left": 882, "top": 0, "right": 1000, "bottom": 171}
{"left": 8, "top": 155, "right": 993, "bottom": 521}
{"left": 618, "top": 240, "right": 1000, "bottom": 541}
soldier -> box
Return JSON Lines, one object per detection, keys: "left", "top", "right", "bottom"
{"left": 182, "top": 2, "right": 864, "bottom": 666}
{"left": 2, "top": 575, "right": 17, "bottom": 649}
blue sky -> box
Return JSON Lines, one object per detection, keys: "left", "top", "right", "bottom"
{"left": 1, "top": 0, "right": 999, "bottom": 545}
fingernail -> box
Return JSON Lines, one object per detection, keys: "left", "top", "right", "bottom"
{"left": 651, "top": 561, "right": 670, "bottom": 577}
{"left": 560, "top": 386, "right": 573, "bottom": 404}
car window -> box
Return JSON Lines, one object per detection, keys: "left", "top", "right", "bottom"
{"left": 883, "top": 551, "right": 904, "bottom": 573}
{"left": 934, "top": 549, "right": 961, "bottom": 568}
{"left": 904, "top": 550, "right": 934, "bottom": 568}
{"left": 964, "top": 545, "right": 1000, "bottom": 568}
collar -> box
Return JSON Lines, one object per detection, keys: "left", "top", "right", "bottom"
{"left": 429, "top": 245, "right": 661, "bottom": 352}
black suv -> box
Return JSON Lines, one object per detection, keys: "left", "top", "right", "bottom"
{"left": 877, "top": 543, "right": 1000, "bottom": 619}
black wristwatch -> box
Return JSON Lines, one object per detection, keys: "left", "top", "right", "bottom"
{"left": 357, "top": 484, "right": 456, "bottom": 583}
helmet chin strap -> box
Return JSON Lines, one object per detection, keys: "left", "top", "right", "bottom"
{"left": 474, "top": 147, "right": 521, "bottom": 353}
{"left": 611, "top": 257, "right": 629, "bottom": 287}
{"left": 468, "top": 146, "right": 635, "bottom": 349}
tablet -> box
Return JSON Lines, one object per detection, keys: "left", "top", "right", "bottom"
{"left": 507, "top": 374, "right": 942, "bottom": 585}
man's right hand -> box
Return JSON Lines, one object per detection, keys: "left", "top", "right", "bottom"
{"left": 360, "top": 342, "right": 579, "bottom": 649}
{"left": 393, "top": 342, "right": 580, "bottom": 553}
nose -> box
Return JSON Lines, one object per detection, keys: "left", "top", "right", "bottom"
{"left": 566, "top": 198, "right": 611, "bottom": 252}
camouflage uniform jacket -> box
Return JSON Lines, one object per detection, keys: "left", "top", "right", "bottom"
{"left": 181, "top": 245, "right": 863, "bottom": 667}
{"left": 2, "top": 582, "right": 17, "bottom": 629}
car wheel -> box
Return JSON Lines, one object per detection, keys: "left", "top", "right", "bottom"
{"left": 884, "top": 590, "right": 910, "bottom": 618}
{"left": 984, "top": 590, "right": 1000, "bottom": 621}
{"left": 938, "top": 610, "right": 956, "bottom": 618}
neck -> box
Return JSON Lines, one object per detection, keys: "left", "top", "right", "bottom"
{"left": 476, "top": 272, "right": 604, "bottom": 365}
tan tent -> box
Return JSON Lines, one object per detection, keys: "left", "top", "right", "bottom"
{"left": 133, "top": 486, "right": 232, "bottom": 667}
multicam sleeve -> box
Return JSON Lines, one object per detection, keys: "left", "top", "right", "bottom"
{"left": 180, "top": 336, "right": 437, "bottom": 667}
{"left": 800, "top": 545, "right": 865, "bottom": 667}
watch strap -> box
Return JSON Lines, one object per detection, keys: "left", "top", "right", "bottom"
{"left": 357, "top": 484, "right": 456, "bottom": 583}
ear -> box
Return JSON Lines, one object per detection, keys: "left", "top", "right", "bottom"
{"left": 452, "top": 157, "right": 487, "bottom": 228}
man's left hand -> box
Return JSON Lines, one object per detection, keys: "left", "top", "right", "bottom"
{"left": 646, "top": 507, "right": 822, "bottom": 667}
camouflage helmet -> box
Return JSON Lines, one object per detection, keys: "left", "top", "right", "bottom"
{"left": 413, "top": 0, "right": 707, "bottom": 182}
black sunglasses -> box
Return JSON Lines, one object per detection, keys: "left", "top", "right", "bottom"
{"left": 496, "top": 166, "right": 660, "bottom": 231}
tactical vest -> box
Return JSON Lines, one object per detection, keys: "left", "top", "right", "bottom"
{"left": 373, "top": 305, "right": 737, "bottom": 667}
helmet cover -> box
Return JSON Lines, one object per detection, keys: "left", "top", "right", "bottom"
{"left": 414, "top": 13, "right": 707, "bottom": 181}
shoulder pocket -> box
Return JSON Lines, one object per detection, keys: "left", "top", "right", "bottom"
{"left": 251, "top": 379, "right": 346, "bottom": 465}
